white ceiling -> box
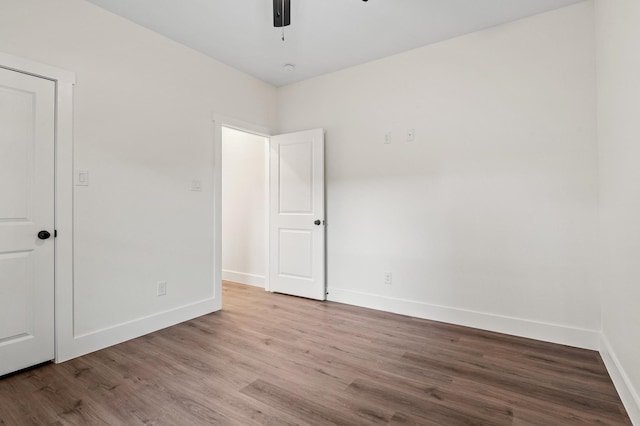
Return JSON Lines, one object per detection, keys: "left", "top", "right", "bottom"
{"left": 85, "top": 0, "right": 584, "bottom": 87}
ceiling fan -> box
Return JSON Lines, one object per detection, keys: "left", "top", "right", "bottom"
{"left": 273, "top": 0, "right": 368, "bottom": 40}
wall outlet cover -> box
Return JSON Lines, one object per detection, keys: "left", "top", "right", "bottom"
{"left": 406, "top": 129, "right": 415, "bottom": 142}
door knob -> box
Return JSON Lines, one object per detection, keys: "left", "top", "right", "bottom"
{"left": 38, "top": 230, "right": 51, "bottom": 240}
{"left": 314, "top": 220, "right": 322, "bottom": 226}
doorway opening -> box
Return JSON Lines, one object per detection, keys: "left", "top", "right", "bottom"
{"left": 221, "top": 126, "right": 270, "bottom": 301}
{"left": 214, "top": 115, "right": 326, "bottom": 306}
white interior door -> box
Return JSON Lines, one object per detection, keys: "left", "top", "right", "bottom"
{"left": 0, "top": 67, "right": 55, "bottom": 376}
{"left": 270, "top": 129, "right": 325, "bottom": 300}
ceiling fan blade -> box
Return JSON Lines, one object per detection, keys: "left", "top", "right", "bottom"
{"left": 273, "top": 0, "right": 291, "bottom": 28}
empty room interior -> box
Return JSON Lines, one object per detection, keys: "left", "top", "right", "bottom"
{"left": 1, "top": 0, "right": 639, "bottom": 424}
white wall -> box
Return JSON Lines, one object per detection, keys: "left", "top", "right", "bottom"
{"left": 0, "top": 0, "right": 276, "bottom": 358}
{"left": 222, "top": 127, "right": 268, "bottom": 287}
{"left": 277, "top": 2, "right": 600, "bottom": 348}
{"left": 595, "top": 0, "right": 640, "bottom": 421}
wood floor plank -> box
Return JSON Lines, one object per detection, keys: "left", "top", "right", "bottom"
{"left": 401, "top": 351, "right": 626, "bottom": 422}
{"left": 449, "top": 377, "right": 632, "bottom": 426}
{"left": 240, "top": 379, "right": 369, "bottom": 426}
{"left": 0, "top": 281, "right": 632, "bottom": 425}
{"left": 346, "top": 378, "right": 515, "bottom": 426}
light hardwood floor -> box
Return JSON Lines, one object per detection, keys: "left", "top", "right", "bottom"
{"left": 0, "top": 281, "right": 632, "bottom": 425}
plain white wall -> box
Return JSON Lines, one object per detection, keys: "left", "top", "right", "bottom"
{"left": 0, "top": 0, "right": 275, "bottom": 352}
{"left": 595, "top": 0, "right": 640, "bottom": 420}
{"left": 277, "top": 2, "right": 600, "bottom": 347}
{"left": 222, "top": 127, "right": 268, "bottom": 287}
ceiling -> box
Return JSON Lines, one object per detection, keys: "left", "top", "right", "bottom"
{"left": 85, "top": 0, "right": 584, "bottom": 87}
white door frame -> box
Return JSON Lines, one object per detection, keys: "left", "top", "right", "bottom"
{"left": 0, "top": 52, "right": 75, "bottom": 363}
{"left": 213, "top": 114, "right": 272, "bottom": 298}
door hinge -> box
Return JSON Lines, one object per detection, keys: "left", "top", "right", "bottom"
{"left": 54, "top": 230, "right": 57, "bottom": 238}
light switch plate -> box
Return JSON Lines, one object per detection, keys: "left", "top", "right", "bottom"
{"left": 157, "top": 281, "right": 167, "bottom": 296}
{"left": 76, "top": 170, "right": 89, "bottom": 186}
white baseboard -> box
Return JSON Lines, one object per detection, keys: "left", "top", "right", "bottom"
{"left": 600, "top": 334, "right": 640, "bottom": 425}
{"left": 327, "top": 287, "right": 599, "bottom": 350}
{"left": 56, "top": 298, "right": 219, "bottom": 362}
{"left": 222, "top": 270, "right": 265, "bottom": 288}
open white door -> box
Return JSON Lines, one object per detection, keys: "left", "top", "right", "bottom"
{"left": 0, "top": 67, "right": 55, "bottom": 375}
{"left": 269, "top": 129, "right": 325, "bottom": 300}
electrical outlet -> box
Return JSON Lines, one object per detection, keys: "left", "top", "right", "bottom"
{"left": 384, "top": 131, "right": 392, "bottom": 144}
{"left": 157, "top": 281, "right": 167, "bottom": 296}
{"left": 384, "top": 272, "right": 392, "bottom": 285}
